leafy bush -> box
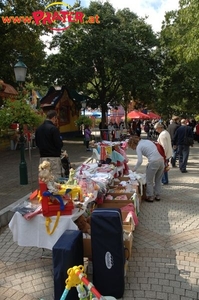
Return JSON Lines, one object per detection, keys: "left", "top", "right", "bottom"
{"left": 75, "top": 115, "right": 93, "bottom": 127}
{"left": 0, "top": 97, "right": 44, "bottom": 135}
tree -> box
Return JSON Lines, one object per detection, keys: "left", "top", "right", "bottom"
{"left": 0, "top": 0, "right": 50, "bottom": 87}
{"left": 46, "top": 1, "right": 158, "bottom": 125}
{"left": 158, "top": 0, "right": 199, "bottom": 117}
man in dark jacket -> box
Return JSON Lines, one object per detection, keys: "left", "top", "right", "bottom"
{"left": 173, "top": 119, "right": 193, "bottom": 173}
{"left": 167, "top": 116, "right": 180, "bottom": 167}
{"left": 35, "top": 110, "right": 63, "bottom": 179}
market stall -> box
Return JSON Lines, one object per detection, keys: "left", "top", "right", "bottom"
{"left": 8, "top": 141, "right": 146, "bottom": 299}
{"left": 9, "top": 140, "right": 145, "bottom": 252}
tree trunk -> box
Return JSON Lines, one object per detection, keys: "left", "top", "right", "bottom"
{"left": 101, "top": 102, "right": 107, "bottom": 127}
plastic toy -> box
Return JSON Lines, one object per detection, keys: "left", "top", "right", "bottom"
{"left": 39, "top": 181, "right": 74, "bottom": 217}
{"left": 60, "top": 265, "right": 117, "bottom": 300}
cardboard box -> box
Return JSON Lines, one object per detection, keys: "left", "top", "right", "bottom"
{"left": 123, "top": 224, "right": 133, "bottom": 258}
{"left": 109, "top": 185, "right": 139, "bottom": 193}
{"left": 139, "top": 184, "right": 146, "bottom": 201}
{"left": 98, "top": 201, "right": 131, "bottom": 209}
{"left": 122, "top": 211, "right": 135, "bottom": 232}
{"left": 83, "top": 238, "right": 92, "bottom": 258}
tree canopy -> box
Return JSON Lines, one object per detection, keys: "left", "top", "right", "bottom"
{"left": 0, "top": 0, "right": 50, "bottom": 87}
{"left": 46, "top": 1, "right": 158, "bottom": 123}
{"left": 158, "top": 0, "right": 199, "bottom": 118}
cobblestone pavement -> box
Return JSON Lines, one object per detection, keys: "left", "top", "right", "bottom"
{"left": 0, "top": 140, "right": 199, "bottom": 300}
{"left": 0, "top": 140, "right": 92, "bottom": 210}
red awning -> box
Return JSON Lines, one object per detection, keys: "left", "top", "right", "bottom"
{"left": 147, "top": 111, "right": 161, "bottom": 119}
{"left": 127, "top": 110, "right": 150, "bottom": 119}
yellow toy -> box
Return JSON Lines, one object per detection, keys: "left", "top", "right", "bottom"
{"left": 38, "top": 161, "right": 83, "bottom": 201}
{"left": 60, "top": 265, "right": 117, "bottom": 300}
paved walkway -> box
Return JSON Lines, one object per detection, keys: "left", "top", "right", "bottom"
{"left": 0, "top": 139, "right": 199, "bottom": 300}
{"left": 0, "top": 140, "right": 92, "bottom": 211}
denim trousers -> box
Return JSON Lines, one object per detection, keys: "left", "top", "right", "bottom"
{"left": 162, "top": 159, "right": 169, "bottom": 184}
{"left": 162, "top": 171, "right": 168, "bottom": 184}
{"left": 178, "top": 144, "right": 190, "bottom": 171}
{"left": 171, "top": 148, "right": 178, "bottom": 166}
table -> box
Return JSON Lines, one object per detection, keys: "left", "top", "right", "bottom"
{"left": 9, "top": 192, "right": 98, "bottom": 250}
{"left": 9, "top": 211, "right": 79, "bottom": 250}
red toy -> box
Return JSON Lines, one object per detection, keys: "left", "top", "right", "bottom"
{"left": 39, "top": 181, "right": 74, "bottom": 217}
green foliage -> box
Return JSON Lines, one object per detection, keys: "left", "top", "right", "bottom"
{"left": 0, "top": 0, "right": 50, "bottom": 86}
{"left": 0, "top": 96, "right": 44, "bottom": 134}
{"left": 75, "top": 116, "right": 93, "bottom": 127}
{"left": 157, "top": 0, "right": 199, "bottom": 118}
{"left": 195, "top": 115, "right": 199, "bottom": 122}
{"left": 46, "top": 1, "right": 158, "bottom": 125}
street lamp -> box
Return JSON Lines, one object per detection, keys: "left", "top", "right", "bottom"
{"left": 14, "top": 55, "right": 27, "bottom": 86}
{"left": 14, "top": 55, "right": 28, "bottom": 185}
{"left": 81, "top": 100, "right": 87, "bottom": 115}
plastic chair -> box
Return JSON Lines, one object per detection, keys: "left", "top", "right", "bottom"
{"left": 91, "top": 148, "right": 100, "bottom": 163}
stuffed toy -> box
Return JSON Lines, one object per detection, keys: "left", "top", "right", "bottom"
{"left": 75, "top": 214, "right": 91, "bottom": 235}
{"left": 38, "top": 160, "right": 61, "bottom": 194}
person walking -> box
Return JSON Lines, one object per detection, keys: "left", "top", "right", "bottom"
{"left": 128, "top": 135, "right": 164, "bottom": 202}
{"left": 195, "top": 122, "right": 199, "bottom": 143}
{"left": 154, "top": 122, "right": 173, "bottom": 185}
{"left": 167, "top": 116, "right": 180, "bottom": 167}
{"left": 84, "top": 124, "right": 92, "bottom": 151}
{"left": 173, "top": 119, "right": 194, "bottom": 173}
{"left": 35, "top": 110, "right": 63, "bottom": 179}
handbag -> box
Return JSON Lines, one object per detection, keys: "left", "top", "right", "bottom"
{"left": 184, "top": 127, "right": 194, "bottom": 146}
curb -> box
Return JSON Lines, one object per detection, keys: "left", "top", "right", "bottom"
{"left": 0, "top": 193, "right": 31, "bottom": 229}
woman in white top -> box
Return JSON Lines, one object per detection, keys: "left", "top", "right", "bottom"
{"left": 154, "top": 122, "right": 173, "bottom": 184}
{"left": 128, "top": 136, "right": 164, "bottom": 202}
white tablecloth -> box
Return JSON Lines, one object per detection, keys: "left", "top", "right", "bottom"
{"left": 9, "top": 211, "right": 78, "bottom": 250}
{"left": 9, "top": 192, "right": 98, "bottom": 250}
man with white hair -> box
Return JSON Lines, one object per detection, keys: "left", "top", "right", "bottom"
{"left": 154, "top": 122, "right": 173, "bottom": 184}
{"left": 173, "top": 119, "right": 194, "bottom": 173}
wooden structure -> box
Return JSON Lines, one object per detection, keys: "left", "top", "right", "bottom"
{"left": 40, "top": 86, "right": 87, "bottom": 136}
{"left": 0, "top": 80, "right": 18, "bottom": 105}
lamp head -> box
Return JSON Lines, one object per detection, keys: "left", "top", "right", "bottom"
{"left": 14, "top": 55, "right": 27, "bottom": 83}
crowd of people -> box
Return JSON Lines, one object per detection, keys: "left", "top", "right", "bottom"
{"left": 128, "top": 115, "right": 197, "bottom": 203}
{"left": 33, "top": 109, "right": 197, "bottom": 204}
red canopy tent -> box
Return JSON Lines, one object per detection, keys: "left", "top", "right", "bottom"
{"left": 147, "top": 111, "right": 161, "bottom": 119}
{"left": 127, "top": 110, "right": 150, "bottom": 119}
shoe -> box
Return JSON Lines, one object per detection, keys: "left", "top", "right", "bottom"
{"left": 155, "top": 197, "right": 161, "bottom": 201}
{"left": 86, "top": 148, "right": 92, "bottom": 151}
{"left": 162, "top": 182, "right": 168, "bottom": 185}
{"left": 181, "top": 170, "right": 188, "bottom": 173}
{"left": 145, "top": 197, "right": 154, "bottom": 202}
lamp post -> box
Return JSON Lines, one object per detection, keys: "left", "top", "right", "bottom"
{"left": 14, "top": 55, "right": 28, "bottom": 185}
{"left": 81, "top": 100, "right": 87, "bottom": 115}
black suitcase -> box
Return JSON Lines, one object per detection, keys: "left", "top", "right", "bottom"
{"left": 91, "top": 208, "right": 125, "bottom": 298}
{"left": 52, "top": 230, "right": 83, "bottom": 300}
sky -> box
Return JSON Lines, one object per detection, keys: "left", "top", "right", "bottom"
{"left": 73, "top": 0, "right": 180, "bottom": 33}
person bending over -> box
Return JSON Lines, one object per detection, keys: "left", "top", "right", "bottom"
{"left": 128, "top": 136, "right": 164, "bottom": 202}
